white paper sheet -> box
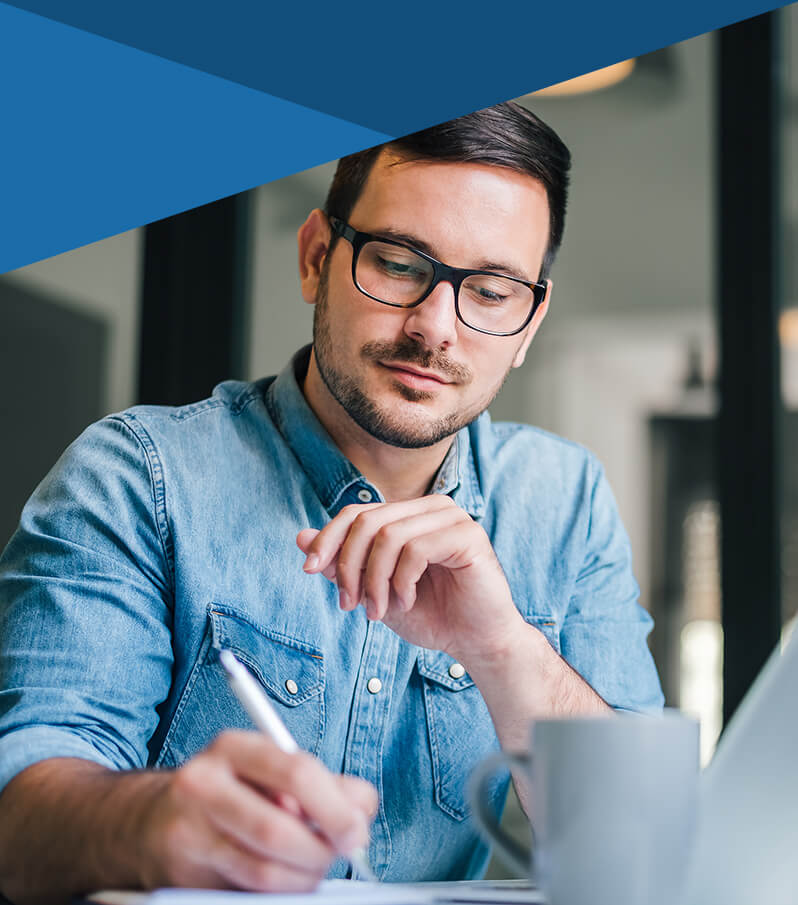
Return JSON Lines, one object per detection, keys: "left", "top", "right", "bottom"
{"left": 89, "top": 878, "right": 543, "bottom": 905}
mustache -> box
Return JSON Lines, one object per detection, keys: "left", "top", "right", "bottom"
{"left": 360, "top": 339, "right": 472, "bottom": 384}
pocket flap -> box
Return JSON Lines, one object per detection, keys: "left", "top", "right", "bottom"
{"left": 209, "top": 605, "right": 324, "bottom": 706}
{"left": 416, "top": 649, "right": 474, "bottom": 691}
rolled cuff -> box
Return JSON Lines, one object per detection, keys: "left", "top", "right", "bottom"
{"left": 0, "top": 726, "right": 117, "bottom": 796}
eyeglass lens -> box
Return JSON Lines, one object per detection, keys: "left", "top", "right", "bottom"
{"left": 356, "top": 240, "right": 536, "bottom": 334}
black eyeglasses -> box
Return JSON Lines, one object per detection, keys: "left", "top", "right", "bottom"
{"left": 328, "top": 216, "right": 547, "bottom": 337}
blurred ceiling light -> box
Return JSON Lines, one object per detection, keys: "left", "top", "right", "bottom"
{"left": 517, "top": 49, "right": 678, "bottom": 107}
{"left": 531, "top": 59, "right": 637, "bottom": 97}
{"left": 780, "top": 308, "right": 798, "bottom": 348}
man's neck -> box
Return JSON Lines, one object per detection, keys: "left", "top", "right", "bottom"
{"left": 302, "top": 350, "right": 454, "bottom": 503}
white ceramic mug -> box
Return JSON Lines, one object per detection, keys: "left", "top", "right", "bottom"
{"left": 469, "top": 711, "right": 699, "bottom": 905}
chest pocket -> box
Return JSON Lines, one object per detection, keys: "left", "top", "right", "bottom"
{"left": 158, "top": 604, "right": 325, "bottom": 766}
{"left": 417, "top": 649, "right": 502, "bottom": 822}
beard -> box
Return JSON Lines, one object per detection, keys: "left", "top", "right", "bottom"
{"left": 311, "top": 268, "right": 513, "bottom": 449}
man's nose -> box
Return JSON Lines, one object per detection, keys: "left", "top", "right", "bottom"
{"left": 402, "top": 280, "right": 459, "bottom": 349}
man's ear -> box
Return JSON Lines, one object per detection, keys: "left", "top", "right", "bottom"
{"left": 297, "top": 209, "right": 331, "bottom": 304}
{"left": 512, "top": 279, "right": 552, "bottom": 369}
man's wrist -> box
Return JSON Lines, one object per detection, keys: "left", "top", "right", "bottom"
{"left": 99, "top": 769, "right": 172, "bottom": 890}
{"left": 449, "top": 611, "right": 545, "bottom": 680}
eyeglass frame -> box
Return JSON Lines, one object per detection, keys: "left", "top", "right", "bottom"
{"left": 327, "top": 215, "right": 548, "bottom": 337}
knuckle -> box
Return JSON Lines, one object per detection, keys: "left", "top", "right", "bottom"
{"left": 353, "top": 510, "right": 376, "bottom": 532}
{"left": 376, "top": 523, "right": 399, "bottom": 545}
{"left": 285, "top": 752, "right": 318, "bottom": 790}
{"left": 173, "top": 758, "right": 211, "bottom": 799}
{"left": 209, "top": 728, "right": 242, "bottom": 755}
{"left": 159, "top": 813, "right": 192, "bottom": 857}
{"left": 405, "top": 535, "right": 424, "bottom": 557}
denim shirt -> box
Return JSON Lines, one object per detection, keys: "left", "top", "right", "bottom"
{"left": 0, "top": 347, "right": 663, "bottom": 881}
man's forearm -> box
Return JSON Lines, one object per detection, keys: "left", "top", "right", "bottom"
{"left": 0, "top": 759, "right": 167, "bottom": 905}
{"left": 0, "top": 734, "right": 377, "bottom": 904}
{"left": 457, "top": 622, "right": 611, "bottom": 812}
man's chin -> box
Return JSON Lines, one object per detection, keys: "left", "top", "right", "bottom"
{"left": 357, "top": 402, "right": 467, "bottom": 449}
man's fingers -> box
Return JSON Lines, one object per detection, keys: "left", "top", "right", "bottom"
{"left": 173, "top": 746, "right": 334, "bottom": 873}
{"left": 303, "top": 498, "right": 453, "bottom": 574}
{"left": 389, "top": 523, "right": 488, "bottom": 611}
{"left": 298, "top": 505, "right": 377, "bottom": 577}
{"left": 336, "top": 774, "right": 379, "bottom": 819}
{"left": 272, "top": 790, "right": 303, "bottom": 816}
{"left": 204, "top": 773, "right": 335, "bottom": 873}
{"left": 332, "top": 494, "right": 463, "bottom": 619}
{"left": 216, "top": 734, "right": 372, "bottom": 856}
{"left": 209, "top": 834, "right": 325, "bottom": 893}
{"left": 362, "top": 507, "right": 468, "bottom": 619}
{"left": 296, "top": 528, "right": 319, "bottom": 554}
{"left": 297, "top": 529, "right": 337, "bottom": 582}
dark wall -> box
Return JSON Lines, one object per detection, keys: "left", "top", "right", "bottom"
{"left": 0, "top": 280, "right": 107, "bottom": 548}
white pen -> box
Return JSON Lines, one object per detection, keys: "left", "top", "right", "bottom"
{"left": 218, "top": 648, "right": 378, "bottom": 883}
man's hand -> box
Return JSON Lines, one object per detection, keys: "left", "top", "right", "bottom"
{"left": 0, "top": 736, "right": 377, "bottom": 905}
{"left": 297, "top": 496, "right": 611, "bottom": 811}
{"left": 139, "top": 731, "right": 377, "bottom": 891}
{"left": 297, "top": 496, "right": 526, "bottom": 668}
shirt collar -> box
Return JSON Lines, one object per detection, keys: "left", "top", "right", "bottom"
{"left": 265, "top": 346, "right": 485, "bottom": 519}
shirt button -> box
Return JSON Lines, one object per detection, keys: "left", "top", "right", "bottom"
{"left": 285, "top": 679, "right": 298, "bottom": 695}
{"left": 367, "top": 677, "right": 383, "bottom": 694}
{"left": 448, "top": 662, "right": 466, "bottom": 680}
{"left": 358, "top": 488, "right": 373, "bottom": 503}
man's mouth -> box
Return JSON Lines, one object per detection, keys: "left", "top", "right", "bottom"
{"left": 378, "top": 361, "right": 453, "bottom": 389}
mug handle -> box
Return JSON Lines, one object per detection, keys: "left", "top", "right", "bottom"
{"left": 467, "top": 750, "right": 535, "bottom": 878}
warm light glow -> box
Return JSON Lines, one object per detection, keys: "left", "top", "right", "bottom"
{"left": 679, "top": 501, "right": 723, "bottom": 767}
{"left": 779, "top": 308, "right": 798, "bottom": 348}
{"left": 531, "top": 59, "right": 636, "bottom": 97}
{"left": 680, "top": 620, "right": 723, "bottom": 767}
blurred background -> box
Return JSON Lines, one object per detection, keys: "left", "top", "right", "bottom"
{"left": 1, "top": 6, "right": 795, "bottom": 874}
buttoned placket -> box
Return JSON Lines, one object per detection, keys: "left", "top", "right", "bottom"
{"left": 341, "top": 618, "right": 400, "bottom": 877}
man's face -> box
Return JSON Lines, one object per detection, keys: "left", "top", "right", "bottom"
{"left": 304, "top": 151, "right": 551, "bottom": 449}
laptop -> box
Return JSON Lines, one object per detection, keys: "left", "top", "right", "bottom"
{"left": 684, "top": 626, "right": 798, "bottom": 904}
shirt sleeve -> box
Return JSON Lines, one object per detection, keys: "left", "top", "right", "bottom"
{"left": 0, "top": 415, "right": 175, "bottom": 794}
{"left": 559, "top": 455, "right": 665, "bottom": 713}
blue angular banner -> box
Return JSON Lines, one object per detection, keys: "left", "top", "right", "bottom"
{"left": 0, "top": 0, "right": 791, "bottom": 272}
{"left": 0, "top": 3, "right": 390, "bottom": 274}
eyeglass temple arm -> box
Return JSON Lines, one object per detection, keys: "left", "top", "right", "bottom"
{"left": 327, "top": 215, "right": 357, "bottom": 243}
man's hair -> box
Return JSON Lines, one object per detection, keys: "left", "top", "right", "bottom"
{"left": 323, "top": 101, "right": 571, "bottom": 280}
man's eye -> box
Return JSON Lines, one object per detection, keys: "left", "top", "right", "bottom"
{"left": 376, "top": 256, "right": 425, "bottom": 279}
{"left": 477, "top": 287, "right": 507, "bottom": 303}
{"left": 465, "top": 283, "right": 510, "bottom": 305}
{"left": 464, "top": 276, "right": 525, "bottom": 307}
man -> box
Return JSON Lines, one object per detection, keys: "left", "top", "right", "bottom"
{"left": 0, "top": 102, "right": 662, "bottom": 903}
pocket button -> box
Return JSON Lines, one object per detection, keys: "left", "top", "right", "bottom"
{"left": 448, "top": 662, "right": 466, "bottom": 680}
{"left": 285, "top": 679, "right": 298, "bottom": 695}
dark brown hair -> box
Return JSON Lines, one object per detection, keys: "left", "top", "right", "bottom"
{"left": 324, "top": 101, "right": 571, "bottom": 280}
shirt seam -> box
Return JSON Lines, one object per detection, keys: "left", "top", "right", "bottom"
{"left": 109, "top": 413, "right": 175, "bottom": 592}
{"left": 161, "top": 386, "right": 262, "bottom": 422}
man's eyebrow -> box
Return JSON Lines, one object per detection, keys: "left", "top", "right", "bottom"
{"left": 372, "top": 227, "right": 437, "bottom": 256}
{"left": 372, "top": 227, "right": 534, "bottom": 282}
